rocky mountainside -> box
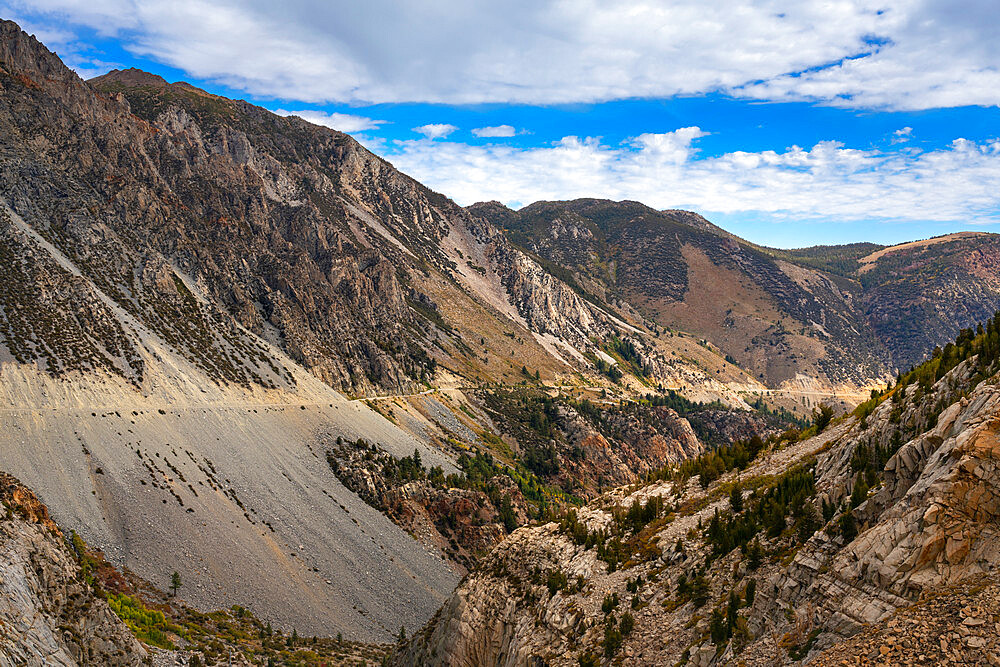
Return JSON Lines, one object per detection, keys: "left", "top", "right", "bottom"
{"left": 2, "top": 19, "right": 656, "bottom": 401}
{"left": 398, "top": 318, "right": 1000, "bottom": 665}
{"left": 326, "top": 389, "right": 780, "bottom": 574}
{"left": 0, "top": 19, "right": 740, "bottom": 643}
{"left": 0, "top": 472, "right": 148, "bottom": 666}
{"left": 0, "top": 471, "right": 394, "bottom": 665}
{"left": 471, "top": 199, "right": 1000, "bottom": 390}
{"left": 5, "top": 16, "right": 1000, "bottom": 663}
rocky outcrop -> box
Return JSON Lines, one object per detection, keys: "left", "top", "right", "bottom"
{"left": 0, "top": 473, "right": 147, "bottom": 666}
{"left": 763, "top": 362, "right": 1000, "bottom": 647}
{"left": 328, "top": 439, "right": 529, "bottom": 572}
{"left": 810, "top": 575, "right": 1000, "bottom": 666}
{"left": 557, "top": 403, "right": 704, "bottom": 489}
{"left": 475, "top": 388, "right": 708, "bottom": 496}
{"left": 400, "top": 356, "right": 1000, "bottom": 665}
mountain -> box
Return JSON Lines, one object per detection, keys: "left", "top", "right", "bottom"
{"left": 4, "top": 16, "right": 1000, "bottom": 661}
{"left": 471, "top": 199, "right": 1000, "bottom": 390}
{"left": 399, "top": 320, "right": 1000, "bottom": 664}
{"left": 0, "top": 20, "right": 741, "bottom": 642}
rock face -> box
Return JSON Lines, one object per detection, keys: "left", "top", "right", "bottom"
{"left": 474, "top": 388, "right": 718, "bottom": 496}
{"left": 0, "top": 21, "right": 663, "bottom": 401}
{"left": 399, "top": 351, "right": 1000, "bottom": 665}
{"left": 809, "top": 575, "right": 1000, "bottom": 666}
{"left": 328, "top": 438, "right": 527, "bottom": 572}
{"left": 0, "top": 473, "right": 147, "bottom": 666}
{"left": 766, "top": 358, "right": 1000, "bottom": 645}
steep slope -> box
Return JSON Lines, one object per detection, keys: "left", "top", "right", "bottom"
{"left": 0, "top": 22, "right": 473, "bottom": 640}
{"left": 856, "top": 232, "right": 1000, "bottom": 368}
{"left": 0, "top": 472, "right": 148, "bottom": 666}
{"left": 399, "top": 318, "right": 1000, "bottom": 665}
{"left": 472, "top": 199, "right": 889, "bottom": 390}
{"left": 473, "top": 199, "right": 1000, "bottom": 392}
{"left": 0, "top": 20, "right": 732, "bottom": 642}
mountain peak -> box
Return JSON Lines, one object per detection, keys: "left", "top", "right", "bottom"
{"left": 89, "top": 67, "right": 221, "bottom": 100}
{"left": 0, "top": 19, "right": 77, "bottom": 83}
{"left": 90, "top": 67, "right": 169, "bottom": 88}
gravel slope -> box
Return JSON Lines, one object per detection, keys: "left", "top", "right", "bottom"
{"left": 0, "top": 348, "right": 460, "bottom": 642}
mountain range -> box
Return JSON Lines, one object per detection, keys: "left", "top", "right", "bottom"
{"left": 1, "top": 18, "right": 1000, "bottom": 665}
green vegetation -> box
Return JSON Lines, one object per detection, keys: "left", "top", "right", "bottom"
{"left": 64, "top": 529, "right": 388, "bottom": 663}
{"left": 813, "top": 404, "right": 834, "bottom": 433}
{"left": 898, "top": 317, "right": 1000, "bottom": 392}
{"left": 108, "top": 594, "right": 182, "bottom": 649}
{"left": 639, "top": 390, "right": 726, "bottom": 416}
{"left": 405, "top": 297, "right": 452, "bottom": 333}
{"left": 170, "top": 571, "right": 182, "bottom": 597}
{"left": 601, "top": 334, "right": 651, "bottom": 380}
{"left": 0, "top": 230, "right": 145, "bottom": 384}
{"left": 330, "top": 438, "right": 576, "bottom": 533}
{"left": 478, "top": 388, "right": 562, "bottom": 478}
{"left": 788, "top": 628, "right": 822, "bottom": 660}
{"left": 767, "top": 242, "right": 883, "bottom": 278}
{"left": 746, "top": 396, "right": 811, "bottom": 429}
{"left": 703, "top": 464, "right": 817, "bottom": 561}
{"left": 546, "top": 569, "right": 568, "bottom": 596}
{"left": 670, "top": 436, "right": 765, "bottom": 489}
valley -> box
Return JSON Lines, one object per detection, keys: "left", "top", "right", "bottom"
{"left": 1, "top": 17, "right": 999, "bottom": 666}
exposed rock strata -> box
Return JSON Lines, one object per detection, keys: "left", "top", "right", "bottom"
{"left": 0, "top": 473, "right": 147, "bottom": 666}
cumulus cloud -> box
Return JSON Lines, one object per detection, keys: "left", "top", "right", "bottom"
{"left": 273, "top": 108, "right": 386, "bottom": 133}
{"left": 472, "top": 125, "right": 516, "bottom": 138}
{"left": 413, "top": 123, "right": 458, "bottom": 139}
{"left": 383, "top": 130, "right": 1000, "bottom": 224}
{"left": 9, "top": 0, "right": 1000, "bottom": 109}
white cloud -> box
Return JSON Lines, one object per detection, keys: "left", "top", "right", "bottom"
{"left": 10, "top": 0, "right": 1000, "bottom": 109}
{"left": 891, "top": 126, "right": 913, "bottom": 144}
{"left": 413, "top": 123, "right": 458, "bottom": 140}
{"left": 734, "top": 2, "right": 1000, "bottom": 110}
{"left": 472, "top": 125, "right": 516, "bottom": 138}
{"left": 383, "top": 130, "right": 1000, "bottom": 224}
{"left": 273, "top": 108, "right": 385, "bottom": 133}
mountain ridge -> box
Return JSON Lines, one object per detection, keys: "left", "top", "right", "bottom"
{"left": 471, "top": 197, "right": 1000, "bottom": 389}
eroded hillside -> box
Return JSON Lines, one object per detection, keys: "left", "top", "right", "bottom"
{"left": 398, "top": 319, "right": 1000, "bottom": 665}
{"left": 472, "top": 199, "right": 1000, "bottom": 392}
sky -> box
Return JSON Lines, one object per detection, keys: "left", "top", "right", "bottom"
{"left": 3, "top": 0, "right": 1000, "bottom": 248}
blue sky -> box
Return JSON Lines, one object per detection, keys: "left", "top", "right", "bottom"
{"left": 4, "top": 0, "right": 1000, "bottom": 248}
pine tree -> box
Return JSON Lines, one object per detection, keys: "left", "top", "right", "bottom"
{"left": 169, "top": 571, "right": 182, "bottom": 597}
{"left": 744, "top": 578, "right": 756, "bottom": 605}
{"left": 840, "top": 511, "right": 858, "bottom": 542}
{"left": 797, "top": 502, "right": 819, "bottom": 543}
{"left": 710, "top": 607, "right": 728, "bottom": 644}
{"left": 727, "top": 590, "right": 740, "bottom": 631}
{"left": 851, "top": 478, "right": 869, "bottom": 508}
{"left": 747, "top": 539, "right": 763, "bottom": 570}
{"left": 729, "top": 485, "right": 743, "bottom": 513}
{"left": 691, "top": 574, "right": 710, "bottom": 608}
